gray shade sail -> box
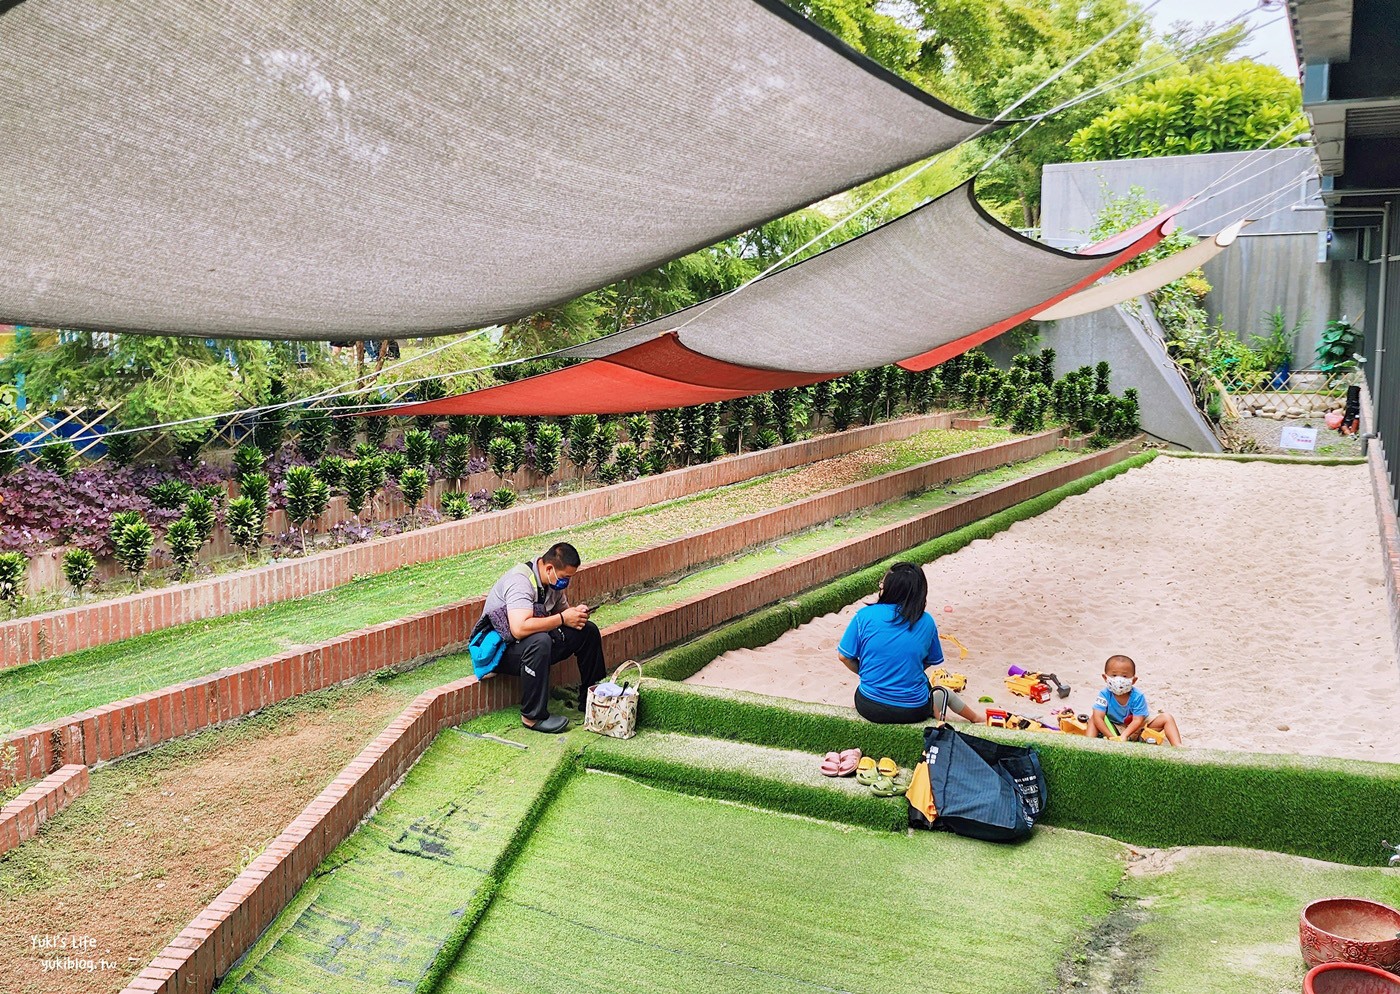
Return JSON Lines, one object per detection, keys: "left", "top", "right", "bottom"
{"left": 0, "top": 0, "right": 996, "bottom": 340}
{"left": 558, "top": 180, "right": 1129, "bottom": 373}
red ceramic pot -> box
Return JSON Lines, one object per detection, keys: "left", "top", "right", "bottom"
{"left": 1305, "top": 962, "right": 1400, "bottom": 994}
{"left": 1301, "top": 899, "right": 1400, "bottom": 972}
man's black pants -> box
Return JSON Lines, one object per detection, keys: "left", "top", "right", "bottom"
{"left": 498, "top": 621, "right": 606, "bottom": 722}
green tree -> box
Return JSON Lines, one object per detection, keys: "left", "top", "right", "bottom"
{"left": 239, "top": 472, "right": 271, "bottom": 520}
{"left": 343, "top": 460, "right": 376, "bottom": 521}
{"left": 1070, "top": 62, "right": 1308, "bottom": 162}
{"left": 114, "top": 518, "right": 155, "bottom": 590}
{"left": 227, "top": 496, "right": 264, "bottom": 562}
{"left": 232, "top": 444, "right": 265, "bottom": 483}
{"left": 403, "top": 428, "right": 434, "bottom": 469}
{"left": 183, "top": 492, "right": 218, "bottom": 545}
{"left": 317, "top": 454, "right": 348, "bottom": 490}
{"left": 108, "top": 510, "right": 142, "bottom": 549}
{"left": 488, "top": 437, "right": 518, "bottom": 481}
{"left": 533, "top": 423, "right": 563, "bottom": 496}
{"left": 0, "top": 334, "right": 333, "bottom": 453}
{"left": 38, "top": 441, "right": 76, "bottom": 478}
{"left": 565, "top": 415, "right": 598, "bottom": 476}
{"left": 166, "top": 517, "right": 201, "bottom": 580}
{"left": 0, "top": 551, "right": 27, "bottom": 607}
{"left": 62, "top": 548, "right": 96, "bottom": 596}
{"left": 398, "top": 467, "right": 429, "bottom": 526}
{"left": 918, "top": 0, "right": 1150, "bottom": 227}
{"left": 440, "top": 434, "right": 473, "bottom": 487}
{"left": 296, "top": 408, "right": 333, "bottom": 462}
{"left": 283, "top": 466, "right": 330, "bottom": 552}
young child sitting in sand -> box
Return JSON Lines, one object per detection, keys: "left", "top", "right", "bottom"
{"left": 1089, "top": 654, "right": 1183, "bottom": 746}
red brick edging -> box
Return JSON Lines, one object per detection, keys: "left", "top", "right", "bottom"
{"left": 0, "top": 415, "right": 953, "bottom": 671}
{"left": 0, "top": 763, "right": 88, "bottom": 855}
{"left": 118, "top": 440, "right": 1142, "bottom": 994}
{"left": 0, "top": 428, "right": 1055, "bottom": 788}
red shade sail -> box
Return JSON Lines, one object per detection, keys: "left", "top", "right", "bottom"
{"left": 384, "top": 335, "right": 836, "bottom": 417}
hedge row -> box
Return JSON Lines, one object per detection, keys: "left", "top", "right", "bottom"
{"left": 645, "top": 449, "right": 1157, "bottom": 682}
{"left": 636, "top": 683, "right": 1400, "bottom": 867}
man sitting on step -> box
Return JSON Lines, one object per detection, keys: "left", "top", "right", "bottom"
{"left": 482, "top": 542, "right": 605, "bottom": 734}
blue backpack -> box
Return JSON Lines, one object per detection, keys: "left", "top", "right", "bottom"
{"left": 468, "top": 617, "right": 506, "bottom": 678}
{"left": 911, "top": 723, "right": 1046, "bottom": 842}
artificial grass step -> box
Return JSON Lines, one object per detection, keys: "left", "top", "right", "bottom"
{"left": 218, "top": 711, "right": 578, "bottom": 994}
{"left": 634, "top": 681, "right": 1400, "bottom": 867}
{"left": 580, "top": 730, "right": 908, "bottom": 831}
{"left": 435, "top": 768, "right": 1128, "bottom": 994}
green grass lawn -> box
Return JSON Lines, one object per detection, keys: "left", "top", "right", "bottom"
{"left": 437, "top": 772, "right": 1128, "bottom": 994}
{"left": 0, "top": 429, "right": 1022, "bottom": 735}
{"left": 1120, "top": 847, "right": 1400, "bottom": 994}
{"left": 220, "top": 712, "right": 577, "bottom": 994}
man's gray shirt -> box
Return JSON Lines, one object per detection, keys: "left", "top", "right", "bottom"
{"left": 483, "top": 562, "right": 569, "bottom": 620}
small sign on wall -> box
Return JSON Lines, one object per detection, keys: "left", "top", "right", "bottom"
{"left": 1280, "top": 426, "right": 1318, "bottom": 451}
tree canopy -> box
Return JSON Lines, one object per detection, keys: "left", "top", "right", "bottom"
{"left": 1069, "top": 61, "right": 1308, "bottom": 161}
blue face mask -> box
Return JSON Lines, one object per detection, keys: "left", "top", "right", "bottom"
{"left": 551, "top": 575, "right": 571, "bottom": 591}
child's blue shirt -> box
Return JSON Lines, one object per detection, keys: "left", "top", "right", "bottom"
{"left": 1092, "top": 686, "right": 1149, "bottom": 726}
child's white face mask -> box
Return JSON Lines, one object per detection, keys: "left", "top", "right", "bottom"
{"left": 1106, "top": 676, "right": 1134, "bottom": 695}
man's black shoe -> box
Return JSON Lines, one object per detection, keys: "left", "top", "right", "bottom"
{"left": 524, "top": 714, "right": 569, "bottom": 734}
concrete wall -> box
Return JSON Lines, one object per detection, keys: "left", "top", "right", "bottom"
{"left": 1040, "top": 149, "right": 1321, "bottom": 243}
{"left": 1039, "top": 149, "right": 1367, "bottom": 363}
{"left": 985, "top": 301, "right": 1222, "bottom": 452}
{"left": 1200, "top": 233, "right": 1368, "bottom": 360}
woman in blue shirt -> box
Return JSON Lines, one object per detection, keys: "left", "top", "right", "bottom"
{"left": 838, "top": 563, "right": 986, "bottom": 725}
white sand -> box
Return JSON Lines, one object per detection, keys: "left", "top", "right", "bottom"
{"left": 687, "top": 456, "right": 1400, "bottom": 763}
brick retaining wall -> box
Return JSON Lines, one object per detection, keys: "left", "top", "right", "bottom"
{"left": 0, "top": 763, "right": 88, "bottom": 856}
{"left": 116, "top": 440, "right": 1141, "bottom": 994}
{"left": 1, "top": 415, "right": 951, "bottom": 670}
{"left": 0, "top": 427, "right": 1052, "bottom": 787}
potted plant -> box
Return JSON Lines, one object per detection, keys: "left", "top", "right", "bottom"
{"left": 1314, "top": 316, "right": 1362, "bottom": 384}
{"left": 1252, "top": 309, "right": 1300, "bottom": 389}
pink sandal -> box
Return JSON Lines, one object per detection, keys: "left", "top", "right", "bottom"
{"left": 836, "top": 748, "right": 862, "bottom": 776}
{"left": 819, "top": 752, "right": 843, "bottom": 777}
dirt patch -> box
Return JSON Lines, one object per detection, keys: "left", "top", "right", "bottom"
{"left": 1228, "top": 415, "right": 1363, "bottom": 458}
{"left": 1059, "top": 893, "right": 1154, "bottom": 994}
{"left": 1124, "top": 847, "right": 1190, "bottom": 878}
{"left": 0, "top": 688, "right": 407, "bottom": 994}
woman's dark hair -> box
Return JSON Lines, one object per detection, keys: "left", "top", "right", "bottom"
{"left": 877, "top": 562, "right": 927, "bottom": 629}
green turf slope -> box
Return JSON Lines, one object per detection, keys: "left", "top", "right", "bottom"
{"left": 219, "top": 712, "right": 575, "bottom": 994}
{"left": 1120, "top": 847, "right": 1400, "bottom": 994}
{"left": 437, "top": 772, "right": 1128, "bottom": 994}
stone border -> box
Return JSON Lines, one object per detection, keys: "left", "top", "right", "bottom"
{"left": 117, "top": 441, "right": 1142, "bottom": 994}
{"left": 0, "top": 428, "right": 1060, "bottom": 788}
{"left": 0, "top": 763, "right": 88, "bottom": 855}
{"left": 0, "top": 415, "right": 952, "bottom": 670}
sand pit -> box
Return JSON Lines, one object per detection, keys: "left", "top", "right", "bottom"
{"left": 688, "top": 456, "right": 1400, "bottom": 763}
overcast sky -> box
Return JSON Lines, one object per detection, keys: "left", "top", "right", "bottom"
{"left": 1151, "top": 0, "right": 1298, "bottom": 75}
